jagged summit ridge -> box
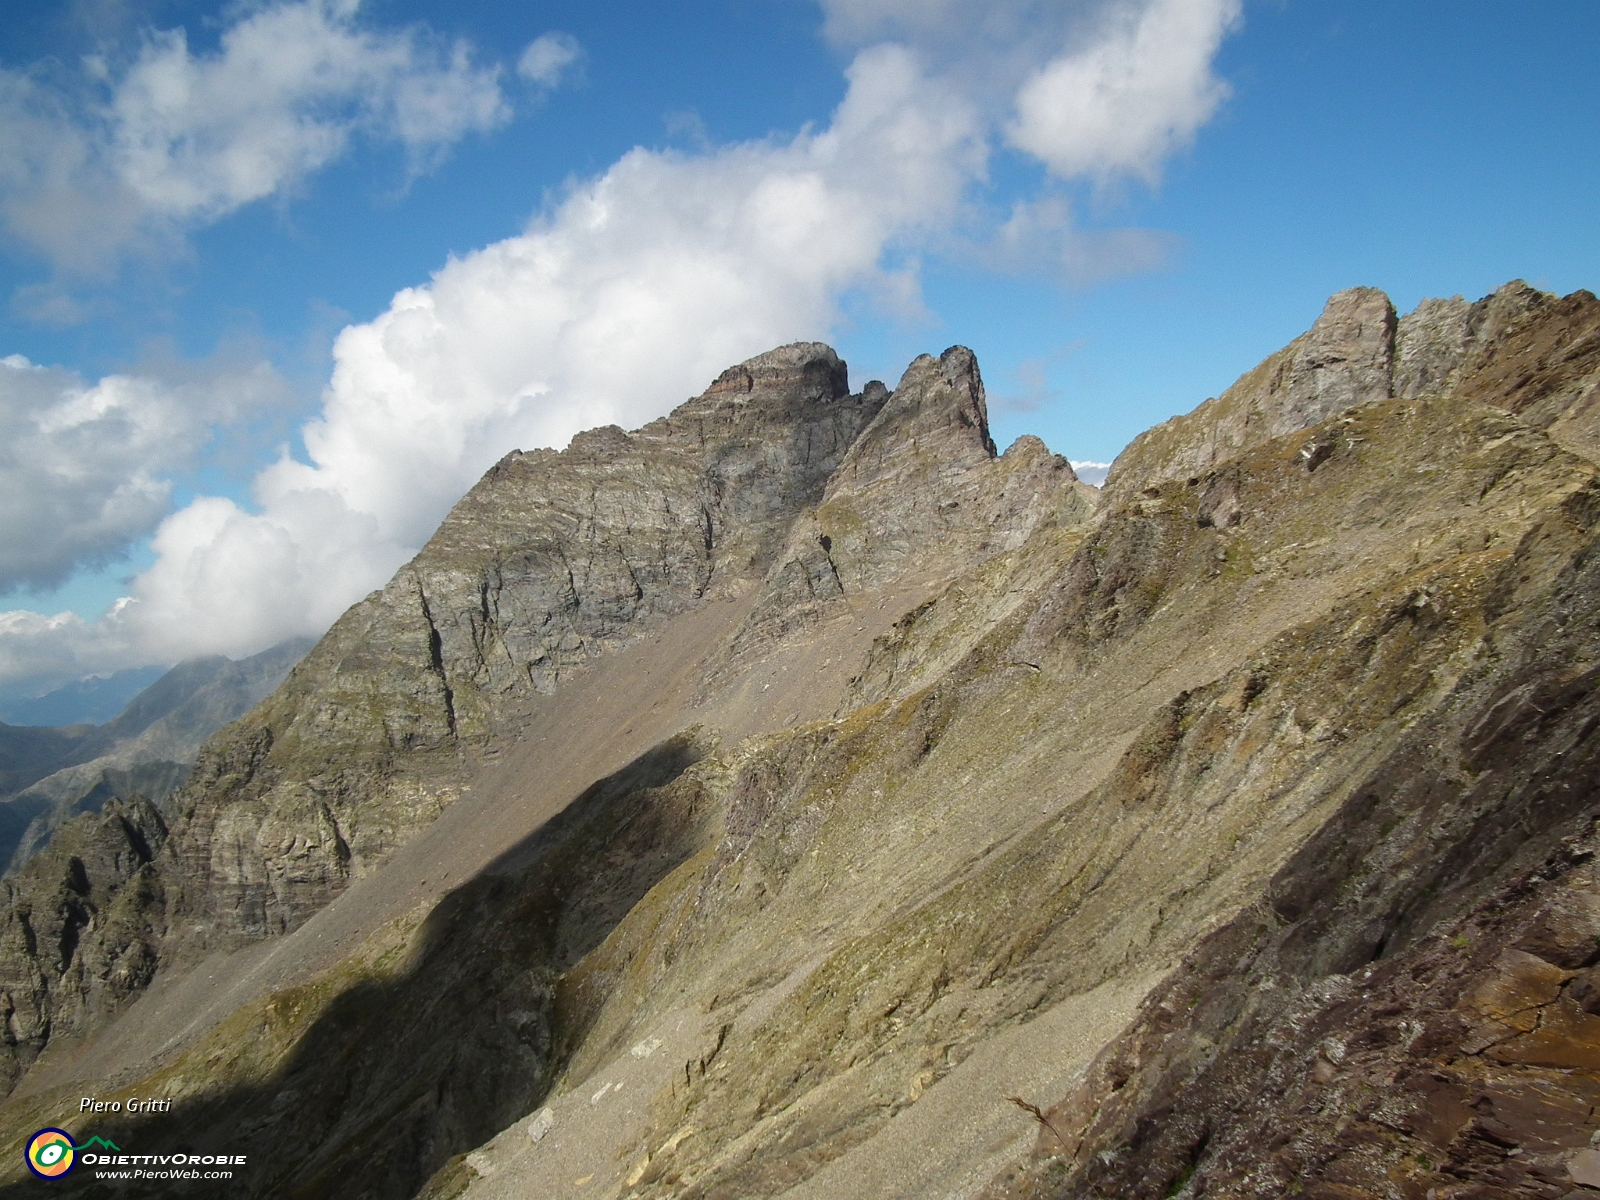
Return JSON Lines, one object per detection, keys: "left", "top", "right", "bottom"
{"left": 716, "top": 345, "right": 1093, "bottom": 668}
{"left": 1104, "top": 279, "right": 1600, "bottom": 507}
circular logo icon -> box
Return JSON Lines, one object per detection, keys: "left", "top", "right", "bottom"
{"left": 26, "top": 1129, "right": 76, "bottom": 1179}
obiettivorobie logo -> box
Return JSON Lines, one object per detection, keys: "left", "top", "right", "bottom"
{"left": 25, "top": 1127, "right": 246, "bottom": 1180}
{"left": 26, "top": 1129, "right": 118, "bottom": 1179}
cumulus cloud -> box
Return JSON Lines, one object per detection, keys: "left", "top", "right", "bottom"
{"left": 0, "top": 353, "right": 290, "bottom": 595}
{"left": 0, "top": 0, "right": 511, "bottom": 273}
{"left": 0, "top": 608, "right": 107, "bottom": 689}
{"left": 517, "top": 33, "right": 582, "bottom": 88}
{"left": 0, "top": 0, "right": 1242, "bottom": 689}
{"left": 822, "top": 0, "right": 1239, "bottom": 185}
{"left": 1009, "top": 0, "right": 1240, "bottom": 183}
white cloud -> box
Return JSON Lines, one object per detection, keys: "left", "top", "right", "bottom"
{"left": 821, "top": 0, "right": 1239, "bottom": 185}
{"left": 518, "top": 33, "right": 581, "bottom": 88}
{"left": 0, "top": 0, "right": 1242, "bottom": 689}
{"left": 1070, "top": 460, "right": 1111, "bottom": 487}
{"left": 1008, "top": 0, "right": 1240, "bottom": 182}
{"left": 0, "top": 608, "right": 104, "bottom": 688}
{"left": 0, "top": 0, "right": 509, "bottom": 273}
{"left": 0, "top": 353, "right": 289, "bottom": 595}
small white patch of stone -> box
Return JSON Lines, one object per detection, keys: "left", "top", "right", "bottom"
{"left": 525, "top": 1106, "right": 555, "bottom": 1144}
{"left": 630, "top": 1037, "right": 664, "bottom": 1059}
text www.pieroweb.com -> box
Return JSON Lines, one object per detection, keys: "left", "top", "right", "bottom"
{"left": 84, "top": 1152, "right": 244, "bottom": 1181}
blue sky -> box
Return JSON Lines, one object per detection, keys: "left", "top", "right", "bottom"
{"left": 0, "top": 0, "right": 1595, "bottom": 700}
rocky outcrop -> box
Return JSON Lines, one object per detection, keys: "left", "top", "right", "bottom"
{"left": 719, "top": 346, "right": 1095, "bottom": 669}
{"left": 0, "top": 796, "right": 166, "bottom": 1092}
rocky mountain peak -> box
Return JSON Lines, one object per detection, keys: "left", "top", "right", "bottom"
{"left": 703, "top": 341, "right": 848, "bottom": 402}
{"left": 828, "top": 345, "right": 997, "bottom": 492}
{"left": 1270, "top": 284, "right": 1396, "bottom": 436}
{"left": 715, "top": 345, "right": 1092, "bottom": 665}
{"left": 1105, "top": 279, "right": 1600, "bottom": 514}
{"left": 1103, "top": 285, "right": 1398, "bottom": 504}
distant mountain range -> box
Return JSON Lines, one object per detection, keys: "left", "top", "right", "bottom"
{"left": 0, "top": 666, "right": 168, "bottom": 728}
{"left": 0, "top": 638, "right": 312, "bottom": 873}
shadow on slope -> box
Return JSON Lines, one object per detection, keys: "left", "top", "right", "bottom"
{"left": 0, "top": 729, "right": 720, "bottom": 1200}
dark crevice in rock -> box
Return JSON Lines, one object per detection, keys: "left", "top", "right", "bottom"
{"left": 417, "top": 582, "right": 458, "bottom": 743}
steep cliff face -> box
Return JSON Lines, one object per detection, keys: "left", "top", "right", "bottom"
{"left": 161, "top": 343, "right": 883, "bottom": 951}
{"left": 0, "top": 284, "right": 1596, "bottom": 1200}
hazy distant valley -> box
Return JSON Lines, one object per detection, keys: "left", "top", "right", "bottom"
{"left": 0, "top": 641, "right": 311, "bottom": 877}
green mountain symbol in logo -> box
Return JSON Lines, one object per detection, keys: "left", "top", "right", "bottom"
{"left": 73, "top": 1136, "right": 122, "bottom": 1152}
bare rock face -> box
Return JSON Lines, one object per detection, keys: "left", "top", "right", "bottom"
{"left": 1393, "top": 294, "right": 1476, "bottom": 398}
{"left": 0, "top": 797, "right": 165, "bottom": 1092}
{"left": 1392, "top": 280, "right": 1565, "bottom": 402}
{"left": 1103, "top": 287, "right": 1397, "bottom": 506}
{"left": 722, "top": 346, "right": 1095, "bottom": 664}
{"left": 814, "top": 348, "right": 1086, "bottom": 589}
{"left": 161, "top": 343, "right": 884, "bottom": 952}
